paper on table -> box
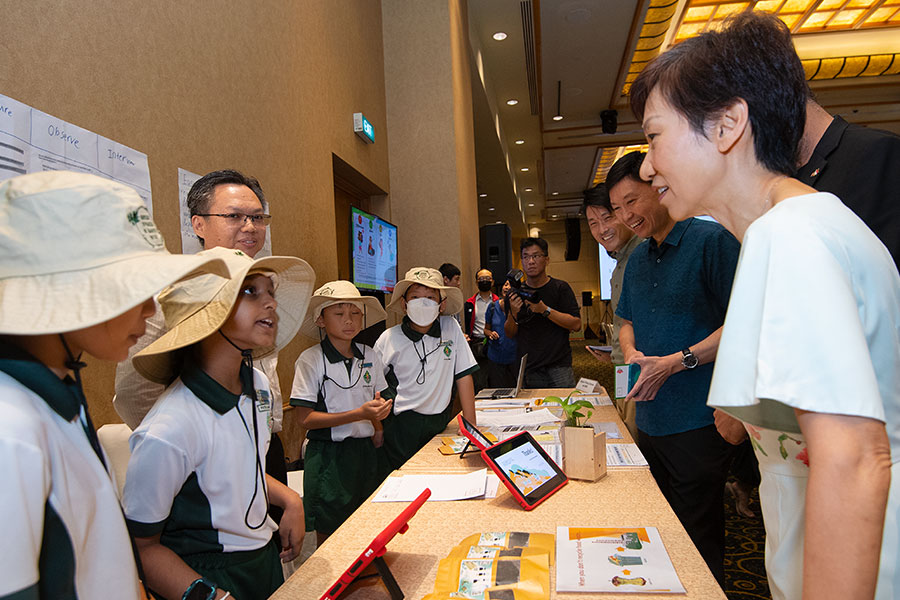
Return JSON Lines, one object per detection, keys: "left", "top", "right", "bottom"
{"left": 372, "top": 469, "right": 488, "bottom": 502}
{"left": 591, "top": 422, "right": 623, "bottom": 440}
{"left": 475, "top": 408, "right": 561, "bottom": 428}
{"left": 573, "top": 394, "right": 613, "bottom": 407}
{"left": 556, "top": 526, "right": 686, "bottom": 593}
{"left": 484, "top": 473, "right": 500, "bottom": 499}
{"left": 606, "top": 444, "right": 649, "bottom": 467}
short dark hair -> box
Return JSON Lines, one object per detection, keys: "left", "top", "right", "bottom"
{"left": 520, "top": 237, "right": 548, "bottom": 256}
{"left": 629, "top": 11, "right": 806, "bottom": 175}
{"left": 187, "top": 169, "right": 266, "bottom": 217}
{"left": 187, "top": 170, "right": 266, "bottom": 246}
{"left": 438, "top": 263, "right": 461, "bottom": 280}
{"left": 582, "top": 183, "right": 612, "bottom": 213}
{"left": 605, "top": 151, "right": 646, "bottom": 192}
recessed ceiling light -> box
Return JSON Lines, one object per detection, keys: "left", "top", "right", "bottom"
{"left": 492, "top": 32, "right": 507, "bottom": 41}
{"left": 552, "top": 115, "right": 564, "bottom": 121}
{"left": 520, "top": 167, "right": 529, "bottom": 172}
{"left": 478, "top": 193, "right": 487, "bottom": 198}
{"left": 551, "top": 214, "right": 558, "bottom": 218}
{"left": 552, "top": 191, "right": 559, "bottom": 196}
{"left": 496, "top": 220, "right": 503, "bottom": 224}
{"left": 488, "top": 207, "right": 495, "bottom": 211}
{"left": 528, "top": 203, "right": 535, "bottom": 207}
{"left": 515, "top": 139, "right": 525, "bottom": 145}
{"left": 506, "top": 99, "right": 518, "bottom": 106}
{"left": 524, "top": 187, "right": 533, "bottom": 192}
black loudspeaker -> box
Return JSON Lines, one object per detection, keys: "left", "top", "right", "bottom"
{"left": 582, "top": 291, "right": 593, "bottom": 306}
{"left": 564, "top": 218, "right": 581, "bottom": 261}
{"left": 480, "top": 224, "right": 512, "bottom": 285}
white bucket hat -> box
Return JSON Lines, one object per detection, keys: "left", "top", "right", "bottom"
{"left": 0, "top": 171, "right": 229, "bottom": 334}
{"left": 386, "top": 267, "right": 463, "bottom": 315}
{"left": 299, "top": 280, "right": 387, "bottom": 339}
{"left": 133, "top": 246, "right": 315, "bottom": 384}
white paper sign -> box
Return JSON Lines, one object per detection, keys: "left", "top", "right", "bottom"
{"left": 575, "top": 377, "right": 602, "bottom": 394}
{"left": 0, "top": 93, "right": 152, "bottom": 212}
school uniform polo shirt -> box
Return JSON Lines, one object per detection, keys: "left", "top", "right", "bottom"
{"left": 616, "top": 218, "right": 740, "bottom": 436}
{"left": 374, "top": 315, "right": 478, "bottom": 415}
{"left": 122, "top": 361, "right": 276, "bottom": 555}
{"left": 0, "top": 346, "right": 142, "bottom": 599}
{"left": 289, "top": 338, "right": 389, "bottom": 442}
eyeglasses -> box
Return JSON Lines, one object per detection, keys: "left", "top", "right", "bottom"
{"left": 197, "top": 213, "right": 272, "bottom": 227}
{"left": 521, "top": 253, "right": 547, "bottom": 262}
{"left": 476, "top": 278, "right": 493, "bottom": 283}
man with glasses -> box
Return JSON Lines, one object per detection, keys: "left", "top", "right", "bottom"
{"left": 113, "top": 170, "right": 291, "bottom": 505}
{"left": 504, "top": 237, "right": 581, "bottom": 388}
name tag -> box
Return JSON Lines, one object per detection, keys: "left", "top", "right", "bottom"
{"left": 255, "top": 389, "right": 271, "bottom": 412}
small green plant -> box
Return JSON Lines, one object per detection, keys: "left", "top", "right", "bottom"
{"left": 539, "top": 391, "right": 594, "bottom": 427}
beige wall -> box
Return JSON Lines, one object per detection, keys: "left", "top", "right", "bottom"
{"left": 382, "top": 0, "right": 481, "bottom": 307}
{"left": 2, "top": 1, "right": 392, "bottom": 445}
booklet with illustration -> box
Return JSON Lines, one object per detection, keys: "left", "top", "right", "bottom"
{"left": 556, "top": 526, "right": 685, "bottom": 593}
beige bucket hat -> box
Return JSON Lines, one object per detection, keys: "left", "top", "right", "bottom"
{"left": 386, "top": 267, "right": 463, "bottom": 315}
{"left": 0, "top": 171, "right": 229, "bottom": 334}
{"left": 299, "top": 280, "right": 387, "bottom": 339}
{"left": 133, "top": 246, "right": 315, "bottom": 384}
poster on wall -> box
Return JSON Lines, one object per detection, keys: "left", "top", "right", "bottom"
{"left": 0, "top": 92, "right": 152, "bottom": 212}
{"left": 177, "top": 167, "right": 272, "bottom": 257}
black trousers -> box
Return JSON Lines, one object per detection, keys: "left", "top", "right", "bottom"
{"left": 266, "top": 432, "right": 287, "bottom": 523}
{"left": 638, "top": 425, "right": 731, "bottom": 587}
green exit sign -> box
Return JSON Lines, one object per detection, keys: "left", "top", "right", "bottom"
{"left": 353, "top": 113, "right": 375, "bottom": 144}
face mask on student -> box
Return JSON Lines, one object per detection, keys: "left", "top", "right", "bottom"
{"left": 477, "top": 280, "right": 493, "bottom": 292}
{"left": 406, "top": 297, "right": 440, "bottom": 326}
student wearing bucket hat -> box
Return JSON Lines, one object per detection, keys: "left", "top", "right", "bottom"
{"left": 290, "top": 281, "right": 394, "bottom": 544}
{"left": 121, "top": 247, "right": 315, "bottom": 600}
{"left": 374, "top": 267, "right": 479, "bottom": 471}
{"left": 0, "top": 171, "right": 228, "bottom": 600}
{"left": 113, "top": 171, "right": 293, "bottom": 499}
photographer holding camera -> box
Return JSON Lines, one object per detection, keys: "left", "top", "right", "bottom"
{"left": 504, "top": 237, "right": 581, "bottom": 388}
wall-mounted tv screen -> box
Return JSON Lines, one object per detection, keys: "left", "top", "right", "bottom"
{"left": 351, "top": 206, "right": 397, "bottom": 293}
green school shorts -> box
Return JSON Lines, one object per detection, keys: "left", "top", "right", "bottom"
{"left": 382, "top": 402, "right": 454, "bottom": 471}
{"left": 303, "top": 436, "right": 386, "bottom": 535}
{"left": 178, "top": 536, "right": 283, "bottom": 600}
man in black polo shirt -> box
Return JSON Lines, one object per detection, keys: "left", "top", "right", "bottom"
{"left": 504, "top": 237, "right": 581, "bottom": 388}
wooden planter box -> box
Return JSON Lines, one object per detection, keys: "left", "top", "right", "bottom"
{"left": 562, "top": 426, "right": 607, "bottom": 482}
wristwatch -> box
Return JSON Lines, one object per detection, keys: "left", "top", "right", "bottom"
{"left": 681, "top": 348, "right": 699, "bottom": 369}
{"left": 542, "top": 307, "right": 551, "bottom": 318}
{"left": 183, "top": 578, "right": 217, "bottom": 600}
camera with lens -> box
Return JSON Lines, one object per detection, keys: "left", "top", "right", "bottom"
{"left": 506, "top": 269, "right": 539, "bottom": 303}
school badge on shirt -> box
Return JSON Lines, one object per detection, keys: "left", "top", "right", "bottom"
{"left": 256, "top": 389, "right": 273, "bottom": 431}
{"left": 442, "top": 340, "right": 453, "bottom": 359}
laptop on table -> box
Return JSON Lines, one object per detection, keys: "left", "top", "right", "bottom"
{"left": 475, "top": 354, "right": 528, "bottom": 400}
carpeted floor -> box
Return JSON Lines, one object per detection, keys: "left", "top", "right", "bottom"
{"left": 570, "top": 341, "right": 771, "bottom": 599}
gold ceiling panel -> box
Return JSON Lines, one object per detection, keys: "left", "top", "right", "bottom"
{"left": 803, "top": 52, "right": 900, "bottom": 78}
{"left": 622, "top": 0, "right": 680, "bottom": 96}
{"left": 670, "top": 0, "right": 900, "bottom": 34}
{"left": 591, "top": 145, "right": 650, "bottom": 186}
{"left": 621, "top": 0, "right": 900, "bottom": 96}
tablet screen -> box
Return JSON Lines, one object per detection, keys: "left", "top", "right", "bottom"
{"left": 458, "top": 415, "right": 492, "bottom": 450}
{"left": 484, "top": 432, "right": 567, "bottom": 508}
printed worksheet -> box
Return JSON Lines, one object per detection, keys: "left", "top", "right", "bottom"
{"left": 556, "top": 526, "right": 685, "bottom": 593}
{"left": 0, "top": 93, "right": 152, "bottom": 212}
{"left": 606, "top": 443, "right": 649, "bottom": 467}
